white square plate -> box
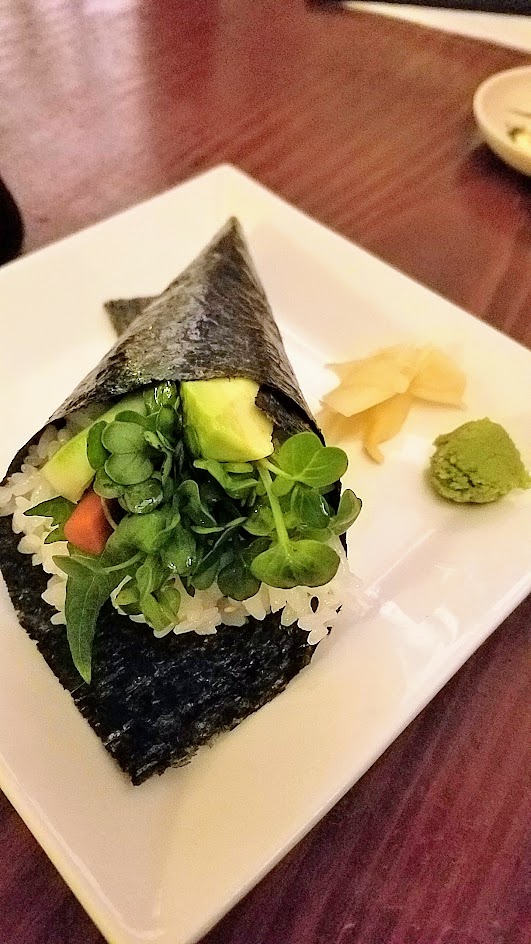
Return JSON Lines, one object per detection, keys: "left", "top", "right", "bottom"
{"left": 0, "top": 165, "right": 530, "bottom": 944}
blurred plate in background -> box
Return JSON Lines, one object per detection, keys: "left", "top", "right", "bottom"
{"left": 474, "top": 66, "right": 531, "bottom": 175}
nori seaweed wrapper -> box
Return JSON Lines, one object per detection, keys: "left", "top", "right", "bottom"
{"left": 0, "top": 218, "right": 329, "bottom": 784}
{"left": 51, "top": 217, "right": 317, "bottom": 437}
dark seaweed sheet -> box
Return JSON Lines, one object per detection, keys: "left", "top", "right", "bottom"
{"left": 50, "top": 217, "right": 317, "bottom": 438}
{"left": 0, "top": 218, "right": 327, "bottom": 784}
{"left": 0, "top": 514, "right": 312, "bottom": 784}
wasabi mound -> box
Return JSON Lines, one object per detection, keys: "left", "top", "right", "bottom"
{"left": 429, "top": 418, "right": 530, "bottom": 504}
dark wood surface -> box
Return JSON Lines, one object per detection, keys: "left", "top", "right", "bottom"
{"left": 0, "top": 2, "right": 529, "bottom": 943}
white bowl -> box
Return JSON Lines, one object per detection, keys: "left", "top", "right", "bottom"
{"left": 473, "top": 65, "right": 531, "bottom": 176}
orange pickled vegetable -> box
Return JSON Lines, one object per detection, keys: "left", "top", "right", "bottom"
{"left": 64, "top": 489, "right": 112, "bottom": 555}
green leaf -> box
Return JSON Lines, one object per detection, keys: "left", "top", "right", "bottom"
{"left": 144, "top": 430, "right": 166, "bottom": 452}
{"left": 276, "top": 432, "right": 348, "bottom": 489}
{"left": 194, "top": 459, "right": 257, "bottom": 498}
{"left": 55, "top": 554, "right": 99, "bottom": 577}
{"left": 63, "top": 558, "right": 124, "bottom": 683}
{"left": 26, "top": 496, "right": 76, "bottom": 545}
{"left": 120, "top": 603, "right": 142, "bottom": 616}
{"left": 44, "top": 528, "right": 68, "bottom": 545}
{"left": 198, "top": 477, "right": 226, "bottom": 505}
{"left": 191, "top": 530, "right": 235, "bottom": 590}
{"left": 156, "top": 406, "right": 178, "bottom": 447}
{"left": 298, "top": 527, "right": 333, "bottom": 543}
{"left": 141, "top": 593, "right": 171, "bottom": 633}
{"left": 244, "top": 502, "right": 275, "bottom": 536}
{"left": 184, "top": 423, "right": 201, "bottom": 458}
{"left": 223, "top": 462, "right": 254, "bottom": 474}
{"left": 93, "top": 467, "right": 125, "bottom": 499}
{"left": 150, "top": 507, "right": 181, "bottom": 546}
{"left": 191, "top": 562, "right": 219, "bottom": 591}
{"left": 330, "top": 489, "right": 362, "bottom": 535}
{"left": 136, "top": 555, "right": 166, "bottom": 599}
{"left": 195, "top": 518, "right": 250, "bottom": 589}
{"left": 140, "top": 581, "right": 181, "bottom": 632}
{"left": 250, "top": 539, "right": 339, "bottom": 589}
{"left": 290, "top": 484, "right": 331, "bottom": 529}
{"left": 106, "top": 509, "right": 169, "bottom": 558}
{"left": 242, "top": 537, "right": 272, "bottom": 566}
{"left": 143, "top": 382, "right": 178, "bottom": 417}
{"left": 278, "top": 494, "right": 299, "bottom": 531}
{"left": 161, "top": 525, "right": 197, "bottom": 575}
{"left": 218, "top": 554, "right": 260, "bottom": 601}
{"left": 87, "top": 421, "right": 109, "bottom": 471}
{"left": 190, "top": 524, "right": 225, "bottom": 535}
{"left": 114, "top": 410, "right": 150, "bottom": 428}
{"left": 102, "top": 421, "right": 147, "bottom": 454}
{"left": 173, "top": 440, "right": 185, "bottom": 474}
{"left": 115, "top": 582, "right": 139, "bottom": 607}
{"left": 161, "top": 454, "right": 173, "bottom": 484}
{"left": 154, "top": 381, "right": 179, "bottom": 410}
{"left": 176, "top": 480, "right": 217, "bottom": 528}
{"left": 157, "top": 585, "right": 181, "bottom": 623}
{"left": 143, "top": 387, "right": 158, "bottom": 414}
{"left": 26, "top": 495, "right": 75, "bottom": 524}
{"left": 191, "top": 515, "right": 246, "bottom": 536}
{"left": 119, "top": 478, "right": 164, "bottom": 515}
{"left": 105, "top": 453, "right": 154, "bottom": 486}
{"left": 271, "top": 474, "right": 295, "bottom": 498}
{"left": 101, "top": 415, "right": 155, "bottom": 486}
{"left": 162, "top": 474, "right": 174, "bottom": 503}
{"left": 58, "top": 549, "right": 140, "bottom": 577}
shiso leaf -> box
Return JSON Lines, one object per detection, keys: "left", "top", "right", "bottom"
{"left": 63, "top": 558, "right": 126, "bottom": 684}
{"left": 25, "top": 495, "right": 76, "bottom": 545}
{"left": 25, "top": 495, "right": 75, "bottom": 523}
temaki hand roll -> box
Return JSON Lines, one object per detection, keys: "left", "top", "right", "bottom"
{"left": 0, "top": 219, "right": 362, "bottom": 784}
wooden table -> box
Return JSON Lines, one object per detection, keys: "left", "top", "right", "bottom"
{"left": 0, "top": 2, "right": 529, "bottom": 942}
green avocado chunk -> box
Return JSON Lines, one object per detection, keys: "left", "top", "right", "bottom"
{"left": 181, "top": 377, "right": 274, "bottom": 462}
{"left": 42, "top": 393, "right": 146, "bottom": 502}
{"left": 429, "top": 418, "right": 530, "bottom": 504}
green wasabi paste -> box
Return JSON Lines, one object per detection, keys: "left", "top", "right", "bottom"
{"left": 429, "top": 418, "right": 530, "bottom": 504}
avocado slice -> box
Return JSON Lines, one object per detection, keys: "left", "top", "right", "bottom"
{"left": 181, "top": 378, "right": 273, "bottom": 462}
{"left": 42, "top": 393, "right": 146, "bottom": 503}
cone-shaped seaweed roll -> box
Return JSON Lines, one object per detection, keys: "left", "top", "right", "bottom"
{"left": 0, "top": 219, "right": 362, "bottom": 784}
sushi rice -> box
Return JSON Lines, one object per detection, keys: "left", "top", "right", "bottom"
{"left": 0, "top": 425, "right": 363, "bottom": 646}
